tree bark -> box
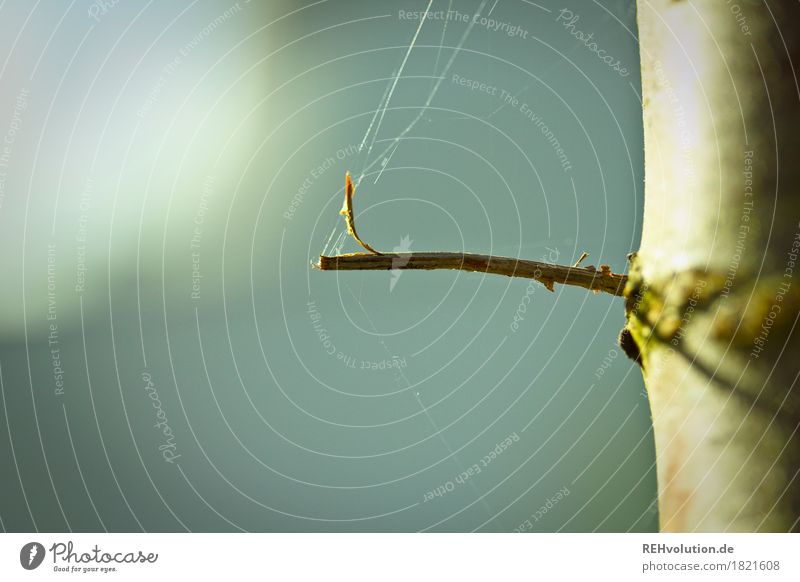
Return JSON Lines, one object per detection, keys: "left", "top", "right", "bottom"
{"left": 630, "top": 0, "right": 800, "bottom": 531}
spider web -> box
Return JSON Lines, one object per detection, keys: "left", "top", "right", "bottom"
{"left": 322, "top": 0, "right": 490, "bottom": 256}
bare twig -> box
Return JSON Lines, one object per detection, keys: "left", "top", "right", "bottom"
{"left": 317, "top": 252, "right": 628, "bottom": 297}
{"left": 323, "top": 172, "right": 626, "bottom": 296}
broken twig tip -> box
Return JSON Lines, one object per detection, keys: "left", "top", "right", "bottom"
{"left": 340, "top": 171, "right": 381, "bottom": 255}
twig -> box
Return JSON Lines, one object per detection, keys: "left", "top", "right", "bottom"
{"left": 317, "top": 252, "right": 628, "bottom": 297}
{"left": 323, "top": 172, "right": 626, "bottom": 296}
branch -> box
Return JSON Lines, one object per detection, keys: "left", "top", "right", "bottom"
{"left": 319, "top": 172, "right": 627, "bottom": 297}
{"left": 317, "top": 252, "right": 628, "bottom": 297}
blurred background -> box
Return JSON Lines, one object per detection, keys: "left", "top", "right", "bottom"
{"left": 0, "top": 0, "right": 653, "bottom": 532}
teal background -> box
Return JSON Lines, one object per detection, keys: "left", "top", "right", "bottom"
{"left": 0, "top": 0, "right": 654, "bottom": 532}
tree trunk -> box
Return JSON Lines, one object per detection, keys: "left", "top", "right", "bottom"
{"left": 629, "top": 0, "right": 800, "bottom": 531}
